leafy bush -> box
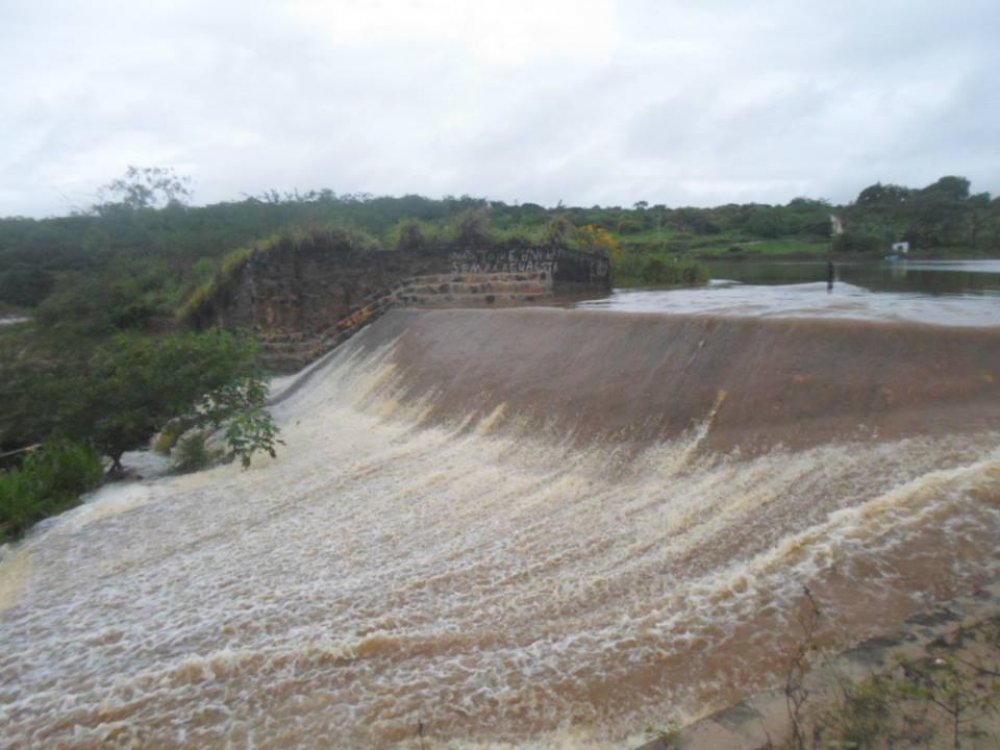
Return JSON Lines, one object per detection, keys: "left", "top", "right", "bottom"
{"left": 0, "top": 266, "right": 54, "bottom": 307}
{"left": 172, "top": 432, "right": 213, "bottom": 473}
{"left": 613, "top": 252, "right": 708, "bottom": 287}
{"left": 165, "top": 377, "right": 281, "bottom": 472}
{"left": 197, "top": 373, "right": 284, "bottom": 468}
{"left": 775, "top": 589, "right": 1000, "bottom": 749}
{"left": 392, "top": 219, "right": 428, "bottom": 251}
{"left": 454, "top": 207, "right": 492, "bottom": 247}
{"left": 833, "top": 231, "right": 884, "bottom": 253}
{"left": 544, "top": 215, "right": 575, "bottom": 246}
{"left": 152, "top": 419, "right": 186, "bottom": 454}
{"left": 223, "top": 405, "right": 283, "bottom": 468}
{"left": 575, "top": 224, "right": 623, "bottom": 259}
{"left": 0, "top": 441, "right": 103, "bottom": 542}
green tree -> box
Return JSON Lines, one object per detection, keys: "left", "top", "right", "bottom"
{"left": 0, "top": 266, "right": 54, "bottom": 307}
{"left": 987, "top": 197, "right": 1000, "bottom": 246}
{"left": 908, "top": 175, "right": 972, "bottom": 245}
{"left": 64, "top": 331, "right": 277, "bottom": 471}
{"left": 856, "top": 182, "right": 911, "bottom": 205}
{"left": 922, "top": 175, "right": 970, "bottom": 201}
{"left": 96, "top": 165, "right": 192, "bottom": 210}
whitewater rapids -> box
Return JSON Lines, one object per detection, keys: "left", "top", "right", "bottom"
{"left": 1, "top": 308, "right": 999, "bottom": 748}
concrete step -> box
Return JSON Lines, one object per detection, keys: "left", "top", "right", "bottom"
{"left": 407, "top": 272, "right": 548, "bottom": 285}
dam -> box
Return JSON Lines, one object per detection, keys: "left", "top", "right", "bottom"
{"left": 1, "top": 301, "right": 999, "bottom": 747}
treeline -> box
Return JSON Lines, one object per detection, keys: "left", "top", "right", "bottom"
{"left": 2, "top": 173, "right": 996, "bottom": 319}
{"left": 835, "top": 175, "right": 997, "bottom": 252}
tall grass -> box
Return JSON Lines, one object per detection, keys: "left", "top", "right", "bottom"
{"left": 178, "top": 226, "right": 379, "bottom": 326}
{"left": 0, "top": 441, "right": 103, "bottom": 542}
{"left": 176, "top": 237, "right": 278, "bottom": 326}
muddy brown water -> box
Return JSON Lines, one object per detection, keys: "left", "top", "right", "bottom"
{"left": 584, "top": 259, "right": 1000, "bottom": 327}
{"left": 1, "top": 307, "right": 998, "bottom": 748}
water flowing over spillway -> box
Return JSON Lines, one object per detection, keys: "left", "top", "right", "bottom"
{"left": 2, "top": 308, "right": 999, "bottom": 748}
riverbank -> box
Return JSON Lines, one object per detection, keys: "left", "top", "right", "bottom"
{"left": 695, "top": 249, "right": 1000, "bottom": 262}
{"left": 640, "top": 580, "right": 1000, "bottom": 749}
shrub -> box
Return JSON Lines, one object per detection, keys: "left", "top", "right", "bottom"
{"left": 833, "top": 231, "right": 883, "bottom": 253}
{"left": 223, "top": 405, "right": 283, "bottom": 468}
{"left": 0, "top": 266, "right": 54, "bottom": 307}
{"left": 200, "top": 375, "right": 284, "bottom": 468}
{"left": 544, "top": 215, "right": 575, "bottom": 246}
{"left": 613, "top": 252, "right": 708, "bottom": 287}
{"left": 491, "top": 225, "right": 546, "bottom": 246}
{"left": 0, "top": 441, "right": 103, "bottom": 542}
{"left": 157, "top": 370, "right": 282, "bottom": 471}
{"left": 152, "top": 419, "right": 187, "bottom": 454}
{"left": 172, "top": 432, "right": 213, "bottom": 473}
{"left": 576, "top": 224, "right": 623, "bottom": 259}
{"left": 392, "top": 219, "right": 427, "bottom": 251}
{"left": 454, "top": 207, "right": 492, "bottom": 247}
{"left": 831, "top": 676, "right": 892, "bottom": 748}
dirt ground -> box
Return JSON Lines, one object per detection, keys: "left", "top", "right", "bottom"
{"left": 641, "top": 581, "right": 1000, "bottom": 749}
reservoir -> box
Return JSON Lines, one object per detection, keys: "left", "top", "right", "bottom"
{"left": 580, "top": 259, "right": 1000, "bottom": 326}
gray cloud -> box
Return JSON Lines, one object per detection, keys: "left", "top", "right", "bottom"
{"left": 1, "top": 0, "right": 998, "bottom": 216}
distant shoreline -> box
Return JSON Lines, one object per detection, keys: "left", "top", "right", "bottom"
{"left": 696, "top": 251, "right": 1000, "bottom": 262}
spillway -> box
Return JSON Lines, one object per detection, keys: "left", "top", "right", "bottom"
{"left": 2, "top": 308, "right": 999, "bottom": 748}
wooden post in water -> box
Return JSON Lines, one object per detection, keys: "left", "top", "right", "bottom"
{"left": 827, "top": 213, "right": 843, "bottom": 293}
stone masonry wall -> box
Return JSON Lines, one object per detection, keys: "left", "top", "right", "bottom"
{"left": 190, "top": 235, "right": 610, "bottom": 371}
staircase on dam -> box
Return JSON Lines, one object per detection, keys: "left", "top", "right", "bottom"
{"left": 258, "top": 271, "right": 552, "bottom": 371}
{"left": 181, "top": 231, "right": 611, "bottom": 372}
{"left": 397, "top": 270, "right": 549, "bottom": 305}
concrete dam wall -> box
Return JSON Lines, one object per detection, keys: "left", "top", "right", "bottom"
{"left": 3, "top": 307, "right": 999, "bottom": 747}
{"left": 318, "top": 307, "right": 1000, "bottom": 455}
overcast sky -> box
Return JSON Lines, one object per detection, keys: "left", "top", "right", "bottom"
{"left": 2, "top": 0, "right": 998, "bottom": 217}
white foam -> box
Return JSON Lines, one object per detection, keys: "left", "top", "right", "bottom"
{"left": 2, "top": 341, "right": 998, "bottom": 747}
